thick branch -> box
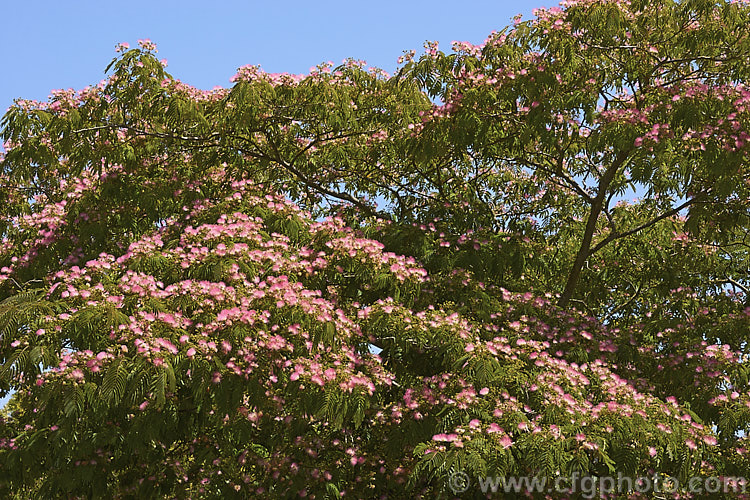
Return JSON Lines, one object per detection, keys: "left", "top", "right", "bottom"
{"left": 558, "top": 151, "right": 630, "bottom": 308}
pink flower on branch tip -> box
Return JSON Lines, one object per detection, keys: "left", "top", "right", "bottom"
{"left": 499, "top": 435, "right": 513, "bottom": 448}
{"left": 137, "top": 39, "right": 157, "bottom": 51}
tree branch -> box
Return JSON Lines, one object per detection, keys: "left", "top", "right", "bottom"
{"left": 604, "top": 280, "right": 643, "bottom": 322}
{"left": 711, "top": 278, "right": 750, "bottom": 297}
{"left": 558, "top": 150, "right": 631, "bottom": 308}
{"left": 260, "top": 142, "right": 385, "bottom": 219}
{"left": 589, "top": 195, "right": 702, "bottom": 256}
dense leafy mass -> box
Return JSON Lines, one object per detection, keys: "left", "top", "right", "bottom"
{"left": 1, "top": 0, "right": 750, "bottom": 498}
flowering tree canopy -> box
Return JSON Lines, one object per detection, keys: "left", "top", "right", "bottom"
{"left": 1, "top": 0, "right": 750, "bottom": 498}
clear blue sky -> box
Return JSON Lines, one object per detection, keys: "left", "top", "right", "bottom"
{"left": 1, "top": 0, "right": 543, "bottom": 114}
{"left": 0, "top": 0, "right": 544, "bottom": 409}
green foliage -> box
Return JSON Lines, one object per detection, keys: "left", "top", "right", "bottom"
{"left": 1, "top": 2, "right": 750, "bottom": 497}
